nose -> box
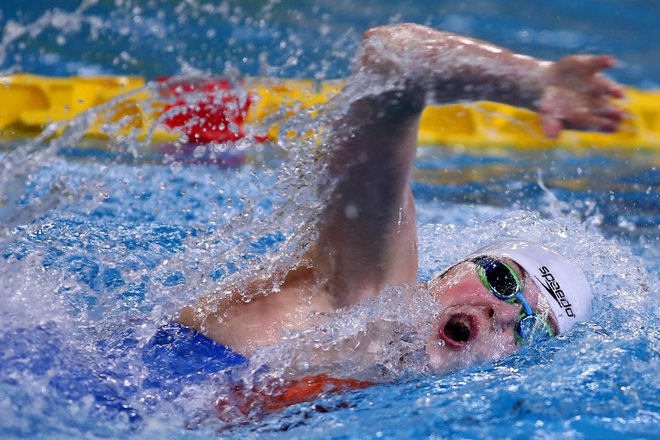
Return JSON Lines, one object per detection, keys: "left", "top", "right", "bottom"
{"left": 489, "top": 300, "right": 521, "bottom": 328}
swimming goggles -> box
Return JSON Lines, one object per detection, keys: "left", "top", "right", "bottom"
{"left": 473, "top": 257, "right": 554, "bottom": 344}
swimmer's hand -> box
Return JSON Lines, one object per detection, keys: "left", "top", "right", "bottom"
{"left": 539, "top": 55, "right": 625, "bottom": 138}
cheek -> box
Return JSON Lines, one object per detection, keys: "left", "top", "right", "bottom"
{"left": 471, "top": 325, "right": 518, "bottom": 356}
{"left": 434, "top": 281, "right": 486, "bottom": 305}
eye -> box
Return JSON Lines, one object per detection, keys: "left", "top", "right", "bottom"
{"left": 488, "top": 307, "right": 495, "bottom": 318}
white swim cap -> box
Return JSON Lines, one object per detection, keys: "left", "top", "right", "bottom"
{"left": 468, "top": 240, "right": 593, "bottom": 334}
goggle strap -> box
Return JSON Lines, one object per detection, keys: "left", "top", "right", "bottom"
{"left": 515, "top": 292, "right": 534, "bottom": 316}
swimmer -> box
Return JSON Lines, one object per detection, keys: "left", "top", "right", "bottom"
{"left": 176, "top": 23, "right": 624, "bottom": 409}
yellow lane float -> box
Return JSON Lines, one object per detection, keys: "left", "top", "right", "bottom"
{"left": 0, "top": 74, "right": 658, "bottom": 150}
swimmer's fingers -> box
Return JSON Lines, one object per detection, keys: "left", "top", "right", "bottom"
{"left": 540, "top": 55, "right": 626, "bottom": 138}
{"left": 550, "top": 55, "right": 624, "bottom": 97}
{"left": 589, "top": 74, "right": 626, "bottom": 99}
{"left": 578, "top": 96, "right": 625, "bottom": 131}
{"left": 593, "top": 103, "right": 626, "bottom": 121}
{"left": 540, "top": 114, "right": 563, "bottom": 139}
{"left": 539, "top": 91, "right": 624, "bottom": 138}
{"left": 541, "top": 113, "right": 614, "bottom": 139}
{"left": 538, "top": 87, "right": 571, "bottom": 138}
{"left": 560, "top": 54, "right": 616, "bottom": 76}
{"left": 580, "top": 54, "right": 617, "bottom": 75}
{"left": 540, "top": 103, "right": 623, "bottom": 138}
{"left": 565, "top": 113, "right": 622, "bottom": 133}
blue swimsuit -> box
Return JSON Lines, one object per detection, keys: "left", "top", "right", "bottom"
{"left": 141, "top": 322, "right": 248, "bottom": 395}
{"left": 0, "top": 322, "right": 247, "bottom": 429}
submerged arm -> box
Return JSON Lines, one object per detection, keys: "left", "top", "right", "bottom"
{"left": 313, "top": 23, "right": 623, "bottom": 306}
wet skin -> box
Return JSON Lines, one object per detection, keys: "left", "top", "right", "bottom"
{"left": 179, "top": 23, "right": 622, "bottom": 368}
{"left": 425, "top": 259, "right": 559, "bottom": 373}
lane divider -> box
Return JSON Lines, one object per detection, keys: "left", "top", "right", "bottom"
{"left": 1, "top": 74, "right": 658, "bottom": 149}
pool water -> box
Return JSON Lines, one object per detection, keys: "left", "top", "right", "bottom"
{"left": 1, "top": 1, "right": 659, "bottom": 438}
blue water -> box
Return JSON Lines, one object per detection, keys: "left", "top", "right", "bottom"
{"left": 1, "top": 1, "right": 659, "bottom": 438}
{"left": 2, "top": 0, "right": 660, "bottom": 86}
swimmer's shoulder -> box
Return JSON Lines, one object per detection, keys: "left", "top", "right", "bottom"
{"left": 177, "top": 265, "right": 333, "bottom": 355}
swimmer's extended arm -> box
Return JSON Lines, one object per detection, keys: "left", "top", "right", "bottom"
{"left": 313, "top": 23, "right": 624, "bottom": 306}
{"left": 355, "top": 24, "right": 624, "bottom": 136}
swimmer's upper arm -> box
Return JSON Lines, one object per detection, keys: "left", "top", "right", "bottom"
{"left": 311, "top": 88, "right": 423, "bottom": 307}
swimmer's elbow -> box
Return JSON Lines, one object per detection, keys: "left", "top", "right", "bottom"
{"left": 358, "top": 24, "right": 420, "bottom": 70}
{"left": 362, "top": 23, "right": 445, "bottom": 45}
{"left": 356, "top": 23, "right": 451, "bottom": 78}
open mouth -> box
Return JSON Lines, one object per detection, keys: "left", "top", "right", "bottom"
{"left": 438, "top": 313, "right": 479, "bottom": 349}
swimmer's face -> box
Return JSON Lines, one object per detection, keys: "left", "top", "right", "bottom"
{"left": 424, "top": 258, "right": 558, "bottom": 374}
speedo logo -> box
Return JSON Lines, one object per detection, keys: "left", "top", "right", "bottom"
{"left": 535, "top": 266, "right": 575, "bottom": 318}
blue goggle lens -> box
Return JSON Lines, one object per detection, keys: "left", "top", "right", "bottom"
{"left": 515, "top": 314, "right": 554, "bottom": 343}
{"left": 474, "top": 257, "right": 554, "bottom": 344}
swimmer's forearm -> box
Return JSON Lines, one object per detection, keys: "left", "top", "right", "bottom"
{"left": 355, "top": 23, "right": 549, "bottom": 110}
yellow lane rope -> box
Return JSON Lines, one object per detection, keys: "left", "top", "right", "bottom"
{"left": 1, "top": 74, "right": 658, "bottom": 149}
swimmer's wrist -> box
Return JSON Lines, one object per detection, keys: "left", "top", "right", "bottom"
{"left": 514, "top": 58, "right": 553, "bottom": 111}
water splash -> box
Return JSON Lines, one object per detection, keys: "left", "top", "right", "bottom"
{"left": 1, "top": 1, "right": 658, "bottom": 437}
{"left": 0, "top": 0, "right": 100, "bottom": 73}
